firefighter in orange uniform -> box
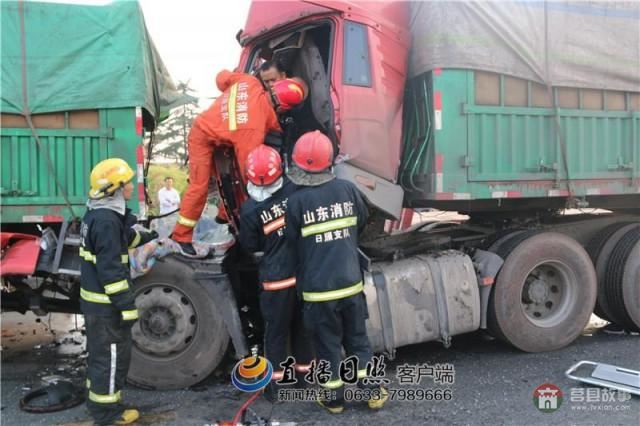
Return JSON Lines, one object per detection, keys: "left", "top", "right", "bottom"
{"left": 171, "top": 70, "right": 304, "bottom": 255}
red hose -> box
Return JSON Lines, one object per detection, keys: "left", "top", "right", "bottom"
{"left": 231, "top": 391, "right": 262, "bottom": 426}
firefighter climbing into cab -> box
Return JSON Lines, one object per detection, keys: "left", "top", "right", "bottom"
{"left": 170, "top": 69, "right": 306, "bottom": 256}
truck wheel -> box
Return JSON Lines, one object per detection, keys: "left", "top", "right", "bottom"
{"left": 128, "top": 256, "right": 229, "bottom": 390}
{"left": 486, "top": 229, "right": 535, "bottom": 342}
{"left": 586, "top": 222, "right": 639, "bottom": 321}
{"left": 603, "top": 228, "right": 640, "bottom": 332}
{"left": 489, "top": 232, "right": 596, "bottom": 352}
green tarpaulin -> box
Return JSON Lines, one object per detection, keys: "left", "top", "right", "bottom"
{"left": 1, "top": 0, "right": 184, "bottom": 121}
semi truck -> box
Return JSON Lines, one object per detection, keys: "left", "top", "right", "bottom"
{"left": 2, "top": 0, "right": 639, "bottom": 390}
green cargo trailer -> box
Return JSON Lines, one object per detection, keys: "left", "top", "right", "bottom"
{"left": 0, "top": 0, "right": 182, "bottom": 224}
{"left": 1, "top": 108, "right": 145, "bottom": 223}
{"left": 400, "top": 70, "right": 640, "bottom": 211}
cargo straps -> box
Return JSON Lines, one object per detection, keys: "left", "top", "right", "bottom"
{"left": 303, "top": 281, "right": 363, "bottom": 302}
{"left": 301, "top": 216, "right": 357, "bottom": 238}
{"left": 79, "top": 248, "right": 128, "bottom": 264}
{"left": 177, "top": 215, "right": 197, "bottom": 228}
{"left": 262, "top": 277, "right": 296, "bottom": 291}
{"left": 17, "top": 1, "right": 77, "bottom": 222}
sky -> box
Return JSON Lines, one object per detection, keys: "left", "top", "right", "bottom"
{"left": 37, "top": 0, "right": 252, "bottom": 105}
{"left": 138, "top": 0, "right": 251, "bottom": 105}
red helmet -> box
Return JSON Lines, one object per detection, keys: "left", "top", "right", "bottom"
{"left": 292, "top": 131, "right": 334, "bottom": 172}
{"left": 246, "top": 145, "right": 283, "bottom": 186}
{"left": 272, "top": 78, "right": 305, "bottom": 111}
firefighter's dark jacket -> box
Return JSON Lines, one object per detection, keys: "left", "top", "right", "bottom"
{"left": 80, "top": 208, "right": 154, "bottom": 318}
{"left": 285, "top": 178, "right": 368, "bottom": 296}
{"left": 238, "top": 179, "right": 298, "bottom": 283}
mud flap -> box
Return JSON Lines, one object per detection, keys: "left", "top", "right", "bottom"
{"left": 192, "top": 269, "right": 249, "bottom": 359}
{"left": 471, "top": 249, "right": 504, "bottom": 329}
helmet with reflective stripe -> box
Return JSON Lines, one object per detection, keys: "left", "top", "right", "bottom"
{"left": 89, "top": 158, "right": 135, "bottom": 199}
{"left": 272, "top": 78, "right": 305, "bottom": 111}
{"left": 246, "top": 145, "right": 283, "bottom": 186}
{"left": 292, "top": 131, "right": 334, "bottom": 173}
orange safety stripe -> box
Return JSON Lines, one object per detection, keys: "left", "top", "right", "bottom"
{"left": 262, "top": 277, "right": 296, "bottom": 291}
{"left": 295, "top": 362, "right": 314, "bottom": 373}
{"left": 263, "top": 216, "right": 285, "bottom": 235}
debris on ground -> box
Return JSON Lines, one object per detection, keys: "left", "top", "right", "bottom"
{"left": 20, "top": 381, "right": 85, "bottom": 413}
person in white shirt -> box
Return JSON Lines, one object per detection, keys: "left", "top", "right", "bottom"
{"left": 158, "top": 176, "right": 181, "bottom": 215}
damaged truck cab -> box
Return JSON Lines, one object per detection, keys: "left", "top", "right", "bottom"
{"left": 227, "top": 0, "right": 640, "bottom": 360}
{"left": 238, "top": 1, "right": 410, "bottom": 219}
{"left": 2, "top": 0, "right": 639, "bottom": 391}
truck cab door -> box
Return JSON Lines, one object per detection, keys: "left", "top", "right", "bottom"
{"left": 332, "top": 16, "right": 409, "bottom": 183}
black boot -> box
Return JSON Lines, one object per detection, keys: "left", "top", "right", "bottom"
{"left": 178, "top": 242, "right": 197, "bottom": 256}
{"left": 317, "top": 395, "right": 344, "bottom": 414}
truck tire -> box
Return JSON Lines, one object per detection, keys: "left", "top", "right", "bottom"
{"left": 483, "top": 229, "right": 525, "bottom": 252}
{"left": 128, "top": 256, "right": 230, "bottom": 390}
{"left": 486, "top": 229, "right": 536, "bottom": 342}
{"left": 603, "top": 228, "right": 640, "bottom": 332}
{"left": 488, "top": 232, "right": 596, "bottom": 352}
{"left": 586, "top": 222, "right": 639, "bottom": 321}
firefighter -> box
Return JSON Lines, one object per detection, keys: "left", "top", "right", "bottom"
{"left": 80, "top": 158, "right": 157, "bottom": 425}
{"left": 238, "top": 145, "right": 313, "bottom": 400}
{"left": 171, "top": 70, "right": 305, "bottom": 256}
{"left": 284, "top": 131, "right": 388, "bottom": 414}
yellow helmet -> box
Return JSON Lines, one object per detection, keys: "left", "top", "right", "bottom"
{"left": 89, "top": 158, "right": 135, "bottom": 199}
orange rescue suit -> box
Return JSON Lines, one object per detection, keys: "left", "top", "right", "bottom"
{"left": 172, "top": 70, "right": 281, "bottom": 243}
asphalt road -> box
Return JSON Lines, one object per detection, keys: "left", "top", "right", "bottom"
{"left": 1, "top": 313, "right": 638, "bottom": 426}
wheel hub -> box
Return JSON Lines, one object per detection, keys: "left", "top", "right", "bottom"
{"left": 521, "top": 262, "right": 576, "bottom": 327}
{"left": 527, "top": 279, "right": 549, "bottom": 304}
{"left": 146, "top": 308, "right": 175, "bottom": 336}
{"left": 132, "top": 286, "right": 197, "bottom": 357}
